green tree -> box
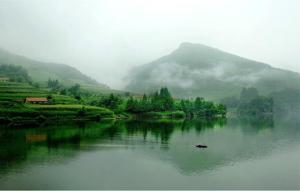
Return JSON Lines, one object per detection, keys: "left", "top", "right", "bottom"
{"left": 125, "top": 97, "right": 135, "bottom": 112}
{"left": 217, "top": 104, "right": 227, "bottom": 117}
{"left": 150, "top": 91, "right": 161, "bottom": 111}
{"left": 60, "top": 88, "right": 67, "bottom": 95}
{"left": 238, "top": 96, "right": 273, "bottom": 115}
{"left": 47, "top": 78, "right": 60, "bottom": 89}
{"left": 69, "top": 83, "right": 80, "bottom": 97}
{"left": 159, "top": 87, "right": 174, "bottom": 111}
{"left": 194, "top": 97, "right": 205, "bottom": 117}
{"left": 100, "top": 93, "right": 123, "bottom": 110}
{"left": 0, "top": 64, "right": 31, "bottom": 83}
{"left": 141, "top": 94, "right": 151, "bottom": 112}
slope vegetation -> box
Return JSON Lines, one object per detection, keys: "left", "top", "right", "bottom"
{"left": 0, "top": 48, "right": 109, "bottom": 90}
{"left": 126, "top": 43, "right": 300, "bottom": 100}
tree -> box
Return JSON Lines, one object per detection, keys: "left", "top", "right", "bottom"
{"left": 238, "top": 96, "right": 273, "bottom": 115}
{"left": 150, "top": 91, "right": 161, "bottom": 111}
{"left": 159, "top": 87, "right": 174, "bottom": 111}
{"left": 141, "top": 94, "right": 151, "bottom": 112}
{"left": 122, "top": 87, "right": 226, "bottom": 119}
{"left": 69, "top": 83, "right": 80, "bottom": 97}
{"left": 77, "top": 106, "right": 86, "bottom": 117}
{"left": 217, "top": 104, "right": 227, "bottom": 117}
{"left": 180, "top": 99, "right": 194, "bottom": 117}
{"left": 47, "top": 78, "right": 63, "bottom": 92}
{"left": 125, "top": 97, "right": 135, "bottom": 112}
{"left": 194, "top": 97, "right": 205, "bottom": 117}
{"left": 75, "top": 95, "right": 81, "bottom": 101}
{"left": 0, "top": 64, "right": 31, "bottom": 83}
{"left": 60, "top": 88, "right": 67, "bottom": 95}
{"left": 100, "top": 93, "right": 123, "bottom": 110}
{"left": 203, "top": 101, "right": 217, "bottom": 118}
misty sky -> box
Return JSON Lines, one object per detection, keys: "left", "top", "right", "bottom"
{"left": 0, "top": 0, "right": 299, "bottom": 89}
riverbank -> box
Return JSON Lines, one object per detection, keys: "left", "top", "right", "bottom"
{"left": 0, "top": 104, "right": 115, "bottom": 125}
{"left": 0, "top": 107, "right": 228, "bottom": 128}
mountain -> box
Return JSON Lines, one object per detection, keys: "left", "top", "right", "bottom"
{"left": 0, "top": 48, "right": 109, "bottom": 90}
{"left": 126, "top": 42, "right": 300, "bottom": 100}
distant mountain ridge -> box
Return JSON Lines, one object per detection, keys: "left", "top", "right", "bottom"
{"left": 0, "top": 48, "right": 109, "bottom": 89}
{"left": 126, "top": 42, "right": 300, "bottom": 100}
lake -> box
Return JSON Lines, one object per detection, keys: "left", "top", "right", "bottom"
{"left": 0, "top": 115, "right": 299, "bottom": 189}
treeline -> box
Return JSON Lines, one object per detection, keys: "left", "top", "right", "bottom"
{"left": 180, "top": 97, "right": 226, "bottom": 118}
{"left": 269, "top": 88, "right": 300, "bottom": 114}
{"left": 0, "top": 64, "right": 31, "bottom": 83}
{"left": 90, "top": 93, "right": 123, "bottom": 110}
{"left": 125, "top": 87, "right": 226, "bottom": 118}
{"left": 47, "top": 79, "right": 82, "bottom": 100}
{"left": 126, "top": 87, "right": 174, "bottom": 112}
{"left": 221, "top": 87, "right": 273, "bottom": 115}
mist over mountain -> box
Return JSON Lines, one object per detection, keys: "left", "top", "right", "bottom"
{"left": 0, "top": 48, "right": 109, "bottom": 89}
{"left": 126, "top": 43, "right": 300, "bottom": 100}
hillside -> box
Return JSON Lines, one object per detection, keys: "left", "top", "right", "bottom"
{"left": 126, "top": 43, "right": 300, "bottom": 100}
{"left": 0, "top": 48, "right": 109, "bottom": 90}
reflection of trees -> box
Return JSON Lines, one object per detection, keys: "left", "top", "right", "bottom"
{"left": 0, "top": 120, "right": 117, "bottom": 176}
{"left": 236, "top": 115, "right": 274, "bottom": 134}
{"left": 0, "top": 130, "right": 29, "bottom": 176}
{"left": 124, "top": 120, "right": 178, "bottom": 144}
{"left": 181, "top": 118, "right": 227, "bottom": 133}
{"left": 0, "top": 118, "right": 227, "bottom": 177}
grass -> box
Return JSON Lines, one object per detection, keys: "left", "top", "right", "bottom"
{"left": 0, "top": 104, "right": 114, "bottom": 120}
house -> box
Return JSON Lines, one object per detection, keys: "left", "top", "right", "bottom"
{"left": 25, "top": 97, "right": 48, "bottom": 104}
{"left": 0, "top": 76, "right": 9, "bottom": 82}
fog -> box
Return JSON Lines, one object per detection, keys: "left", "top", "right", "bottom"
{"left": 0, "top": 0, "right": 299, "bottom": 89}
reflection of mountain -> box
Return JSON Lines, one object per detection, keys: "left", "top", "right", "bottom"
{"left": 146, "top": 117, "right": 299, "bottom": 175}
{"left": 0, "top": 117, "right": 299, "bottom": 178}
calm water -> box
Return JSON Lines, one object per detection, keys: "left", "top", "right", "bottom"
{"left": 0, "top": 116, "right": 299, "bottom": 189}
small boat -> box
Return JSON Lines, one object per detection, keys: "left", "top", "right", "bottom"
{"left": 195, "top": 144, "right": 207, "bottom": 148}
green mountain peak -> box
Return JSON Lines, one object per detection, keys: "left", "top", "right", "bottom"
{"left": 126, "top": 43, "right": 300, "bottom": 100}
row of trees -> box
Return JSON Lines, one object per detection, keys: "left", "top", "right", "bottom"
{"left": 47, "top": 78, "right": 81, "bottom": 100}
{"left": 48, "top": 80, "right": 227, "bottom": 118}
{"left": 180, "top": 97, "right": 226, "bottom": 118}
{"left": 126, "top": 87, "right": 174, "bottom": 113}
{"left": 237, "top": 96, "right": 273, "bottom": 115}
{"left": 0, "top": 64, "right": 31, "bottom": 83}
{"left": 125, "top": 87, "right": 226, "bottom": 118}
{"left": 221, "top": 87, "right": 274, "bottom": 115}
{"left": 86, "top": 87, "right": 226, "bottom": 118}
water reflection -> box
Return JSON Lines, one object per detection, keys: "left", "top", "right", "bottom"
{"left": 0, "top": 116, "right": 299, "bottom": 187}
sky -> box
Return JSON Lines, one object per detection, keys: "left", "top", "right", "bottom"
{"left": 0, "top": 0, "right": 299, "bottom": 89}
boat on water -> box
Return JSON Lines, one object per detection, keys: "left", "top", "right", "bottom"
{"left": 195, "top": 144, "right": 207, "bottom": 148}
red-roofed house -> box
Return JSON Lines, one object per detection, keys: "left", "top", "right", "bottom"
{"left": 25, "top": 97, "right": 48, "bottom": 104}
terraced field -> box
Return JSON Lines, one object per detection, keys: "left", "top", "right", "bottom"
{"left": 0, "top": 82, "right": 79, "bottom": 103}
{"left": 0, "top": 82, "right": 115, "bottom": 121}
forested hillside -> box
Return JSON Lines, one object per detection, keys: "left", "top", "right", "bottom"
{"left": 126, "top": 43, "right": 300, "bottom": 100}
